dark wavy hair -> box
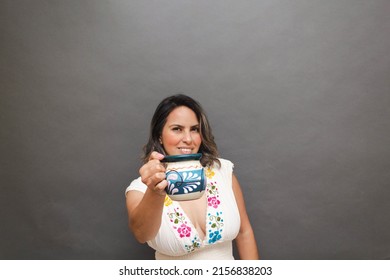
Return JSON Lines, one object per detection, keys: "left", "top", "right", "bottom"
{"left": 142, "top": 94, "right": 220, "bottom": 167}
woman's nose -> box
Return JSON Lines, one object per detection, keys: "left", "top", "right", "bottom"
{"left": 182, "top": 131, "right": 193, "bottom": 143}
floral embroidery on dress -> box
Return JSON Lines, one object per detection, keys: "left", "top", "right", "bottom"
{"left": 184, "top": 236, "right": 202, "bottom": 252}
{"left": 206, "top": 181, "right": 224, "bottom": 244}
{"left": 167, "top": 207, "right": 185, "bottom": 225}
{"left": 208, "top": 211, "right": 224, "bottom": 243}
{"left": 207, "top": 196, "right": 220, "bottom": 208}
{"left": 164, "top": 195, "right": 173, "bottom": 207}
{"left": 205, "top": 167, "right": 215, "bottom": 179}
{"left": 177, "top": 223, "right": 191, "bottom": 237}
{"left": 166, "top": 206, "right": 198, "bottom": 253}
{"left": 164, "top": 164, "right": 225, "bottom": 252}
{"left": 207, "top": 181, "right": 221, "bottom": 208}
{"left": 164, "top": 195, "right": 173, "bottom": 206}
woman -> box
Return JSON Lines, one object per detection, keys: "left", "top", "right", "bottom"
{"left": 125, "top": 94, "right": 259, "bottom": 260}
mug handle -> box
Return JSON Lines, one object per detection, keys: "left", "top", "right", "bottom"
{"left": 166, "top": 170, "right": 184, "bottom": 187}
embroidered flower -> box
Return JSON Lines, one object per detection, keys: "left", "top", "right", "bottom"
{"left": 185, "top": 237, "right": 202, "bottom": 252}
{"left": 208, "top": 230, "right": 222, "bottom": 244}
{"left": 168, "top": 208, "right": 185, "bottom": 224}
{"left": 177, "top": 224, "right": 191, "bottom": 238}
{"left": 207, "top": 182, "right": 218, "bottom": 196}
{"left": 207, "top": 196, "right": 220, "bottom": 208}
{"left": 208, "top": 212, "right": 223, "bottom": 232}
{"left": 208, "top": 212, "right": 224, "bottom": 231}
{"left": 205, "top": 167, "right": 215, "bottom": 179}
{"left": 164, "top": 195, "right": 173, "bottom": 207}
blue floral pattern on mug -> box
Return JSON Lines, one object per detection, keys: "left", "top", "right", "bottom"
{"left": 166, "top": 169, "right": 204, "bottom": 195}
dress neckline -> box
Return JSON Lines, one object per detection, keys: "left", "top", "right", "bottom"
{"left": 164, "top": 166, "right": 224, "bottom": 252}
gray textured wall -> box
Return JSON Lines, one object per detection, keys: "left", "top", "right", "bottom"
{"left": 1, "top": 0, "right": 390, "bottom": 259}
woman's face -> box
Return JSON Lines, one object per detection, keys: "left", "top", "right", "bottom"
{"left": 160, "top": 106, "right": 202, "bottom": 156}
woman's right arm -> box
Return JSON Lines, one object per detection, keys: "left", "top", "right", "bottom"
{"left": 125, "top": 152, "right": 167, "bottom": 243}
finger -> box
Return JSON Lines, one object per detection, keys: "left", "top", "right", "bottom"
{"left": 153, "top": 179, "right": 168, "bottom": 192}
{"left": 155, "top": 162, "right": 166, "bottom": 173}
{"left": 146, "top": 159, "right": 165, "bottom": 170}
{"left": 139, "top": 159, "right": 165, "bottom": 178}
{"left": 149, "top": 151, "right": 165, "bottom": 161}
{"left": 141, "top": 171, "right": 166, "bottom": 189}
{"left": 154, "top": 171, "right": 166, "bottom": 182}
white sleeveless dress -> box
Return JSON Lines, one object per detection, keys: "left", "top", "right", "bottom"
{"left": 126, "top": 158, "right": 241, "bottom": 260}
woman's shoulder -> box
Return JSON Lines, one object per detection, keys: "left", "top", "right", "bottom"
{"left": 214, "top": 157, "right": 234, "bottom": 171}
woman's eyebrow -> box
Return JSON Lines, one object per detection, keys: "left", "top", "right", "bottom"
{"left": 169, "top": 123, "right": 199, "bottom": 127}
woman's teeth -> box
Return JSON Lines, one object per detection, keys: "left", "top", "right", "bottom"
{"left": 179, "top": 148, "right": 192, "bottom": 154}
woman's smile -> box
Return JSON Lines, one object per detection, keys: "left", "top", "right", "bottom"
{"left": 177, "top": 147, "right": 194, "bottom": 154}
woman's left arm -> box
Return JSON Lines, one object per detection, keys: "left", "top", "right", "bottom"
{"left": 232, "top": 173, "right": 260, "bottom": 260}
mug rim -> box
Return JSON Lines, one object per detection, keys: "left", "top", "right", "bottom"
{"left": 161, "top": 153, "right": 202, "bottom": 163}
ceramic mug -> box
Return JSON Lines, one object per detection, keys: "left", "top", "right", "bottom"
{"left": 161, "top": 153, "right": 206, "bottom": 201}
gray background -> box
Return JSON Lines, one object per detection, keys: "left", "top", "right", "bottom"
{"left": 1, "top": 0, "right": 390, "bottom": 260}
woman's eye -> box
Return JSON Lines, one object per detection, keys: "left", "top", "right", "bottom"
{"left": 172, "top": 127, "right": 181, "bottom": 131}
